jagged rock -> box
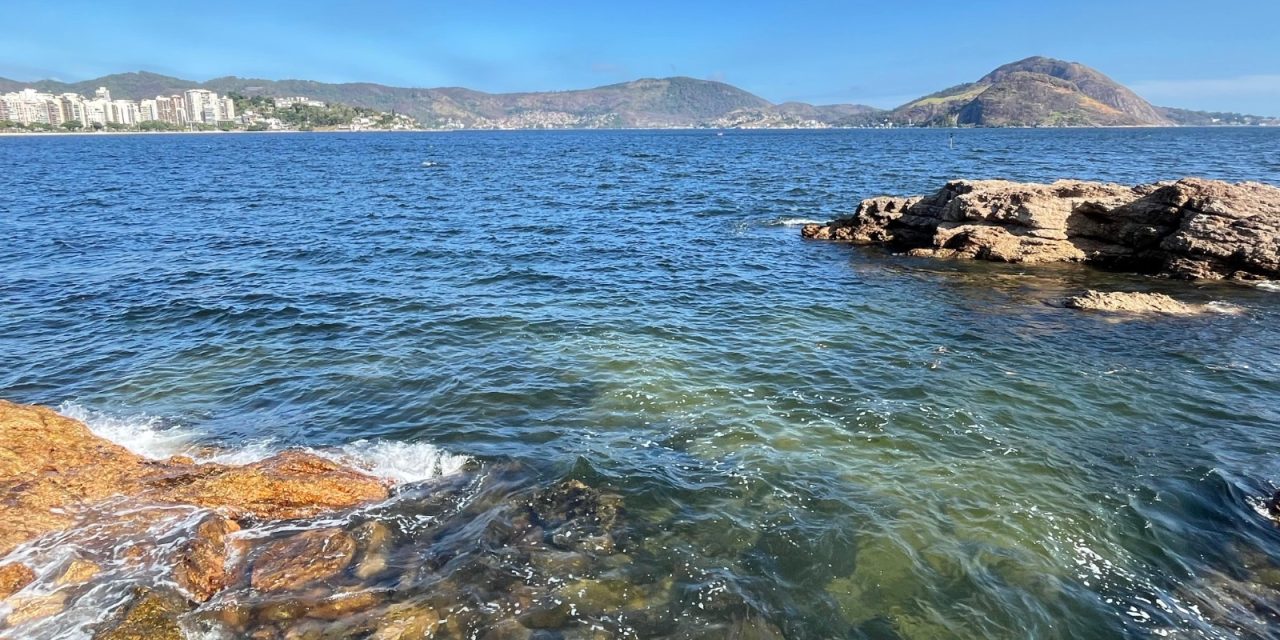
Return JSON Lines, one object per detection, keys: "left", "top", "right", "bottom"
{"left": 0, "top": 562, "right": 35, "bottom": 599}
{"left": 93, "top": 588, "right": 189, "bottom": 640}
{"left": 250, "top": 528, "right": 357, "bottom": 592}
{"left": 54, "top": 556, "right": 102, "bottom": 586}
{"left": 0, "top": 400, "right": 389, "bottom": 556}
{"left": 1056, "top": 290, "right": 1201, "bottom": 314}
{"left": 174, "top": 512, "right": 241, "bottom": 601}
{"left": 803, "top": 178, "right": 1280, "bottom": 280}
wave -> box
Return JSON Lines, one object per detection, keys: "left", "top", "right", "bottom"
{"left": 58, "top": 402, "right": 467, "bottom": 485}
{"left": 1205, "top": 301, "right": 1245, "bottom": 315}
{"left": 769, "top": 217, "right": 825, "bottom": 227}
{"left": 1256, "top": 281, "right": 1280, "bottom": 292}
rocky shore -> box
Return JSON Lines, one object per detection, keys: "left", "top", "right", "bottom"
{"left": 0, "top": 400, "right": 781, "bottom": 639}
{"left": 802, "top": 178, "right": 1280, "bottom": 281}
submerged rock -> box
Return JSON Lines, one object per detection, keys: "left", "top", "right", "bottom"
{"left": 1054, "top": 290, "right": 1202, "bottom": 314}
{"left": 250, "top": 528, "right": 357, "bottom": 592}
{"left": 93, "top": 588, "right": 189, "bottom": 640}
{"left": 803, "top": 178, "right": 1280, "bottom": 280}
{"left": 174, "top": 513, "right": 241, "bottom": 601}
{"left": 55, "top": 556, "right": 103, "bottom": 586}
{"left": 5, "top": 591, "right": 69, "bottom": 626}
{"left": 529, "top": 479, "right": 625, "bottom": 553}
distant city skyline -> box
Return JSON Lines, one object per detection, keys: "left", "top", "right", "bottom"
{"left": 2, "top": 0, "right": 1278, "bottom": 114}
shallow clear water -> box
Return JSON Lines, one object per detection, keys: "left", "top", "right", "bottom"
{"left": 2, "top": 128, "right": 1280, "bottom": 638}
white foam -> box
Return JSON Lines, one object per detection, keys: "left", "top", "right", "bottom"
{"left": 320, "top": 440, "right": 470, "bottom": 484}
{"left": 59, "top": 401, "right": 198, "bottom": 460}
{"left": 770, "top": 217, "right": 825, "bottom": 227}
{"left": 1256, "top": 281, "right": 1280, "bottom": 292}
{"left": 1206, "top": 301, "right": 1245, "bottom": 315}
{"left": 55, "top": 402, "right": 467, "bottom": 485}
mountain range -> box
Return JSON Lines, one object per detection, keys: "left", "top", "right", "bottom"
{"left": 2, "top": 57, "right": 1274, "bottom": 129}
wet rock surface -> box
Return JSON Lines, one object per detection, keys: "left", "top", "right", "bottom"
{"left": 250, "top": 528, "right": 357, "bottom": 592}
{"left": 1, "top": 400, "right": 786, "bottom": 638}
{"left": 0, "top": 400, "right": 390, "bottom": 557}
{"left": 173, "top": 513, "right": 241, "bottom": 601}
{"left": 1053, "top": 290, "right": 1203, "bottom": 314}
{"left": 93, "top": 588, "right": 188, "bottom": 640}
{"left": 0, "top": 563, "right": 35, "bottom": 600}
{"left": 802, "top": 177, "right": 1280, "bottom": 280}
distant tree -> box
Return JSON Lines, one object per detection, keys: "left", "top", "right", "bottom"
{"left": 61, "top": 121, "right": 83, "bottom": 131}
{"left": 138, "top": 120, "right": 178, "bottom": 132}
{"left": 90, "top": 122, "right": 104, "bottom": 131}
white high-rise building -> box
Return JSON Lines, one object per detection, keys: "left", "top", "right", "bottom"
{"left": 218, "top": 97, "right": 236, "bottom": 122}
{"left": 94, "top": 87, "right": 111, "bottom": 102}
{"left": 112, "top": 100, "right": 139, "bottom": 125}
{"left": 83, "top": 98, "right": 111, "bottom": 126}
{"left": 1, "top": 89, "right": 64, "bottom": 125}
{"left": 139, "top": 99, "right": 159, "bottom": 122}
{"left": 184, "top": 89, "right": 219, "bottom": 124}
{"left": 156, "top": 95, "right": 187, "bottom": 125}
{"left": 60, "top": 93, "right": 87, "bottom": 125}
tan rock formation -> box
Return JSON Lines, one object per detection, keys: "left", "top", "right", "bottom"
{"left": 802, "top": 178, "right": 1280, "bottom": 280}
{"left": 1057, "top": 290, "right": 1200, "bottom": 314}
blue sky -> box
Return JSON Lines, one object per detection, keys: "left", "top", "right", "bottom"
{"left": 3, "top": 0, "right": 1278, "bottom": 114}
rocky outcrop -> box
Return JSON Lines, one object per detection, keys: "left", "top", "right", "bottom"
{"left": 1055, "top": 290, "right": 1201, "bottom": 314}
{"left": 0, "top": 400, "right": 389, "bottom": 557}
{"left": 0, "top": 398, "right": 394, "bottom": 629}
{"left": 802, "top": 178, "right": 1280, "bottom": 280}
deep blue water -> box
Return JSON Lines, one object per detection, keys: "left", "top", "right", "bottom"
{"left": 2, "top": 128, "right": 1280, "bottom": 639}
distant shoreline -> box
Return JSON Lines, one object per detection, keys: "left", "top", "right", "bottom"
{"left": 0, "top": 129, "right": 439, "bottom": 137}
{"left": 1, "top": 124, "right": 1275, "bottom": 138}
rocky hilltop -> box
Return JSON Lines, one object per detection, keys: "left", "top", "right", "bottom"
{"left": 890, "top": 56, "right": 1173, "bottom": 127}
{"left": 802, "top": 177, "right": 1280, "bottom": 280}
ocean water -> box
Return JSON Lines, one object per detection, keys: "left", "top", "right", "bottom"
{"left": 2, "top": 128, "right": 1280, "bottom": 639}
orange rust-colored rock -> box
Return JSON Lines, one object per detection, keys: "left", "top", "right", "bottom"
{"left": 162, "top": 451, "right": 390, "bottom": 521}
{"left": 0, "top": 562, "right": 36, "bottom": 599}
{"left": 250, "top": 528, "right": 357, "bottom": 592}
{"left": 173, "top": 513, "right": 242, "bottom": 602}
{"left": 0, "top": 399, "right": 390, "bottom": 580}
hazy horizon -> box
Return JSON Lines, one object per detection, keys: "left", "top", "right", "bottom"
{"left": 2, "top": 0, "right": 1278, "bottom": 114}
